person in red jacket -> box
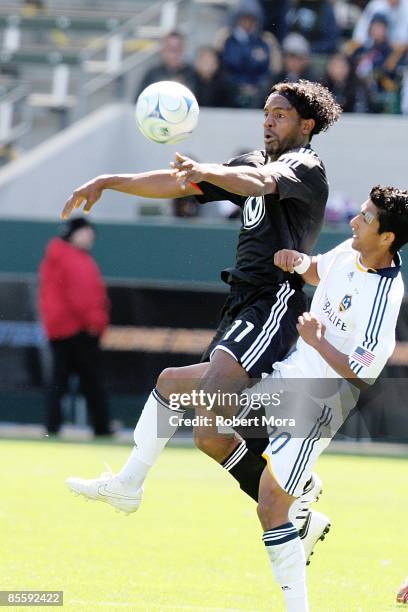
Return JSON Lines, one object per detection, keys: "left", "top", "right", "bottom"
{"left": 38, "top": 217, "right": 111, "bottom": 436}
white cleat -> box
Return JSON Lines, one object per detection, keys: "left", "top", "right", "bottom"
{"left": 300, "top": 510, "right": 331, "bottom": 565}
{"left": 66, "top": 472, "right": 143, "bottom": 514}
{"left": 289, "top": 473, "right": 323, "bottom": 533}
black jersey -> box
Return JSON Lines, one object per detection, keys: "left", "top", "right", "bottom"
{"left": 196, "top": 146, "right": 328, "bottom": 288}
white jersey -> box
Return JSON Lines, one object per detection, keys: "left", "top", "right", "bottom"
{"left": 274, "top": 239, "right": 404, "bottom": 381}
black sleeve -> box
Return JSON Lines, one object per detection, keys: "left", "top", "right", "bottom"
{"left": 195, "top": 181, "right": 244, "bottom": 206}
{"left": 195, "top": 150, "right": 267, "bottom": 207}
{"left": 268, "top": 154, "right": 327, "bottom": 204}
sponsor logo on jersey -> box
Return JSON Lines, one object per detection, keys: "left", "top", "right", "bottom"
{"left": 339, "top": 294, "right": 352, "bottom": 312}
{"left": 243, "top": 196, "right": 265, "bottom": 229}
{"left": 323, "top": 295, "right": 347, "bottom": 331}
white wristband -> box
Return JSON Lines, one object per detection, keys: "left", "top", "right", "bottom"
{"left": 293, "top": 254, "right": 311, "bottom": 275}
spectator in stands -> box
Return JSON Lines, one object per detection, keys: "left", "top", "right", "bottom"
{"left": 401, "top": 66, "right": 408, "bottom": 112}
{"left": 172, "top": 195, "right": 200, "bottom": 218}
{"left": 334, "top": 0, "right": 363, "bottom": 39}
{"left": 135, "top": 31, "right": 195, "bottom": 100}
{"left": 353, "top": 0, "right": 408, "bottom": 46}
{"left": 322, "top": 51, "right": 380, "bottom": 112}
{"left": 218, "top": 4, "right": 279, "bottom": 108}
{"left": 286, "top": 0, "right": 341, "bottom": 54}
{"left": 272, "top": 33, "right": 317, "bottom": 84}
{"left": 38, "top": 217, "right": 111, "bottom": 437}
{"left": 22, "top": 0, "right": 46, "bottom": 15}
{"left": 258, "top": 0, "right": 289, "bottom": 42}
{"left": 0, "top": 142, "right": 19, "bottom": 166}
{"left": 352, "top": 0, "right": 371, "bottom": 8}
{"left": 192, "top": 46, "right": 234, "bottom": 107}
{"left": 351, "top": 13, "right": 407, "bottom": 112}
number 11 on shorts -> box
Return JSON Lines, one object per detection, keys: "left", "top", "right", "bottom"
{"left": 223, "top": 319, "right": 254, "bottom": 342}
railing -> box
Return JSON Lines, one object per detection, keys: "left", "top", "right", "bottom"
{"left": 0, "top": 1, "right": 186, "bottom": 140}
{"left": 0, "top": 81, "right": 31, "bottom": 146}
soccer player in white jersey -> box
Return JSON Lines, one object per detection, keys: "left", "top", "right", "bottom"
{"left": 251, "top": 184, "right": 407, "bottom": 611}
{"left": 67, "top": 184, "right": 408, "bottom": 611}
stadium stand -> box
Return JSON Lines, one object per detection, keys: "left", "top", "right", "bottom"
{"left": 0, "top": 0, "right": 406, "bottom": 158}
{"left": 0, "top": 1, "right": 187, "bottom": 145}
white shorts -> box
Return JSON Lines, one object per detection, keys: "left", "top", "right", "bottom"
{"left": 245, "top": 367, "right": 359, "bottom": 497}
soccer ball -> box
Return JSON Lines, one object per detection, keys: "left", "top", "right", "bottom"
{"left": 135, "top": 81, "right": 199, "bottom": 144}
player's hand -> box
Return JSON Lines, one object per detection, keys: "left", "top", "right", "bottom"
{"left": 61, "top": 177, "right": 105, "bottom": 219}
{"left": 296, "top": 312, "right": 326, "bottom": 347}
{"left": 170, "top": 152, "right": 205, "bottom": 190}
{"left": 274, "top": 249, "right": 303, "bottom": 273}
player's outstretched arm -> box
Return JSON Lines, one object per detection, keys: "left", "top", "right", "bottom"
{"left": 274, "top": 249, "right": 319, "bottom": 285}
{"left": 61, "top": 170, "right": 202, "bottom": 219}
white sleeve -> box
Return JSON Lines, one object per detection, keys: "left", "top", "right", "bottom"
{"left": 348, "top": 277, "right": 404, "bottom": 381}
{"left": 316, "top": 239, "right": 352, "bottom": 281}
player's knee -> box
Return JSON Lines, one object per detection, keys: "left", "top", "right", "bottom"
{"left": 157, "top": 367, "right": 182, "bottom": 382}
{"left": 156, "top": 367, "right": 184, "bottom": 396}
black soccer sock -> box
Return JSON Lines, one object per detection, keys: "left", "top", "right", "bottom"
{"left": 221, "top": 439, "right": 266, "bottom": 502}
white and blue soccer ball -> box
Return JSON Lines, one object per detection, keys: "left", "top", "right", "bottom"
{"left": 135, "top": 81, "right": 199, "bottom": 144}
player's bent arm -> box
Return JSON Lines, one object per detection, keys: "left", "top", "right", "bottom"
{"left": 171, "top": 153, "right": 277, "bottom": 196}
{"left": 174, "top": 160, "right": 277, "bottom": 196}
{"left": 274, "top": 250, "right": 320, "bottom": 285}
{"left": 61, "top": 171, "right": 202, "bottom": 219}
{"left": 297, "top": 314, "right": 369, "bottom": 389}
{"left": 313, "top": 339, "right": 369, "bottom": 390}
{"left": 297, "top": 256, "right": 319, "bottom": 286}
{"left": 188, "top": 164, "right": 278, "bottom": 197}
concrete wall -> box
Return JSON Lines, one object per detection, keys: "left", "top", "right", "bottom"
{"left": 0, "top": 104, "right": 407, "bottom": 221}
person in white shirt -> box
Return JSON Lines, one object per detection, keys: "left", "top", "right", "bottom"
{"left": 66, "top": 184, "right": 408, "bottom": 612}
{"left": 353, "top": 0, "right": 408, "bottom": 45}
{"left": 251, "top": 184, "right": 407, "bottom": 611}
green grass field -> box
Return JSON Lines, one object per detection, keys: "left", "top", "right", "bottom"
{"left": 2, "top": 439, "right": 406, "bottom": 611}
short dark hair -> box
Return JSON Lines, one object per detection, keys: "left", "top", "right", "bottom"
{"left": 60, "top": 216, "right": 95, "bottom": 241}
{"left": 371, "top": 185, "right": 408, "bottom": 253}
{"left": 269, "top": 80, "right": 342, "bottom": 138}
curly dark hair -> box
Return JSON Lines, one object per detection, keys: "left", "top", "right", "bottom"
{"left": 370, "top": 185, "right": 408, "bottom": 253}
{"left": 270, "top": 80, "right": 342, "bottom": 138}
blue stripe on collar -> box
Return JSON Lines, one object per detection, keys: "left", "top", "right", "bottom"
{"left": 370, "top": 251, "right": 402, "bottom": 278}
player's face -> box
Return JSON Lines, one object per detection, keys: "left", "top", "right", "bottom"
{"left": 263, "top": 94, "right": 304, "bottom": 157}
{"left": 350, "top": 199, "right": 381, "bottom": 252}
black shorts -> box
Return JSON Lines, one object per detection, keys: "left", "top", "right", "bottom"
{"left": 201, "top": 281, "right": 308, "bottom": 379}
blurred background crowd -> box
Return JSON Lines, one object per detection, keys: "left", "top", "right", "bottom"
{"left": 0, "top": 0, "right": 407, "bottom": 224}
{"left": 137, "top": 0, "right": 408, "bottom": 115}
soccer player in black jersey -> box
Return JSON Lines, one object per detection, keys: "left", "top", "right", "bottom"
{"left": 64, "top": 81, "right": 341, "bottom": 610}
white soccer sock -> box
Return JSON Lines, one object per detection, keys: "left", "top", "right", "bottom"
{"left": 116, "top": 389, "right": 183, "bottom": 490}
{"left": 263, "top": 522, "right": 309, "bottom": 612}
